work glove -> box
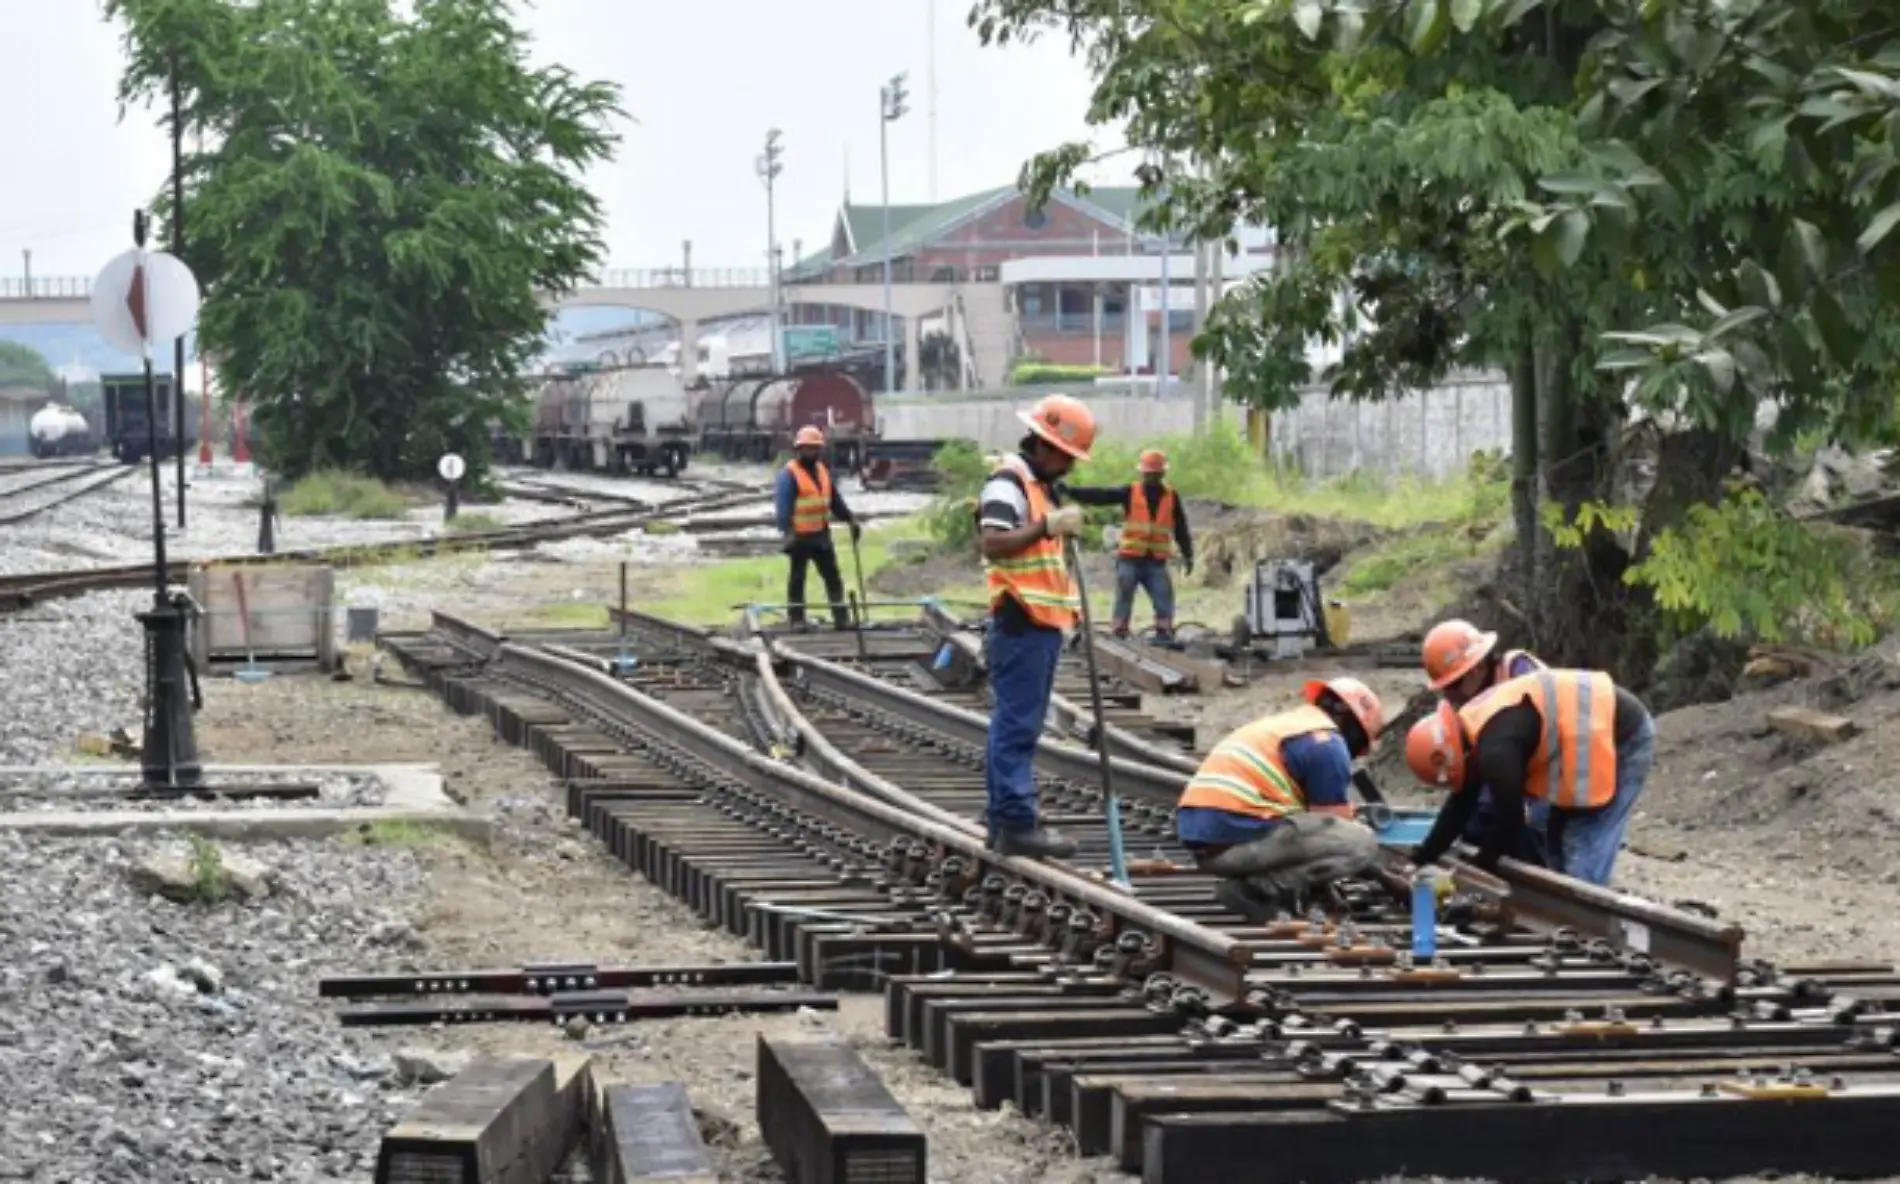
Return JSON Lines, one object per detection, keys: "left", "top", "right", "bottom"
{"left": 1183, "top": 556, "right": 1195, "bottom": 576}
{"left": 849, "top": 521, "right": 863, "bottom": 543}
{"left": 1043, "top": 504, "right": 1085, "bottom": 538}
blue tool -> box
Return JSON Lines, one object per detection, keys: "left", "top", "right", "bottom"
{"left": 1410, "top": 868, "right": 1439, "bottom": 959}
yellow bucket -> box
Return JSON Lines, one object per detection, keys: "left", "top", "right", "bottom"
{"left": 1323, "top": 599, "right": 1352, "bottom": 648}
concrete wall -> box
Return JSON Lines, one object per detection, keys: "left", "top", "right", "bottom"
{"left": 1267, "top": 370, "right": 1512, "bottom": 481}
{"left": 876, "top": 368, "right": 1515, "bottom": 482}
{"left": 877, "top": 387, "right": 1197, "bottom": 451}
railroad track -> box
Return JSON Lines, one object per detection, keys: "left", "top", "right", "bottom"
{"left": 367, "top": 606, "right": 1900, "bottom": 1183}
{"left": 0, "top": 461, "right": 138, "bottom": 526}
{"left": 0, "top": 479, "right": 761, "bottom": 615}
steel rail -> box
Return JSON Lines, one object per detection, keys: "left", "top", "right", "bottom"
{"left": 493, "top": 640, "right": 1258, "bottom": 1002}
{"left": 0, "top": 482, "right": 758, "bottom": 614}
{"left": 0, "top": 463, "right": 139, "bottom": 526}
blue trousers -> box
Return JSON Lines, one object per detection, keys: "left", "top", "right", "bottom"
{"left": 1464, "top": 792, "right": 1551, "bottom": 867}
{"left": 1550, "top": 713, "right": 1656, "bottom": 886}
{"left": 1112, "top": 557, "right": 1175, "bottom": 633}
{"left": 984, "top": 621, "right": 1063, "bottom": 834}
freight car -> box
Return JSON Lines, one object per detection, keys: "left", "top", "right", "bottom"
{"left": 694, "top": 368, "right": 876, "bottom": 471}
{"left": 516, "top": 361, "right": 696, "bottom": 477}
{"left": 100, "top": 373, "right": 200, "bottom": 463}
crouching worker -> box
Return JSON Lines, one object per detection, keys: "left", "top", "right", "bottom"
{"left": 1177, "top": 677, "right": 1387, "bottom": 921}
{"left": 1405, "top": 668, "right": 1656, "bottom": 886}
{"left": 1421, "top": 619, "right": 1551, "bottom": 866}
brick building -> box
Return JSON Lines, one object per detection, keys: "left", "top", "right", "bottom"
{"left": 783, "top": 185, "right": 1248, "bottom": 381}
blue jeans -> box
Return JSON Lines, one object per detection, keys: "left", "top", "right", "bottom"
{"left": 1464, "top": 792, "right": 1551, "bottom": 867}
{"left": 1112, "top": 557, "right": 1175, "bottom": 633}
{"left": 1551, "top": 713, "right": 1656, "bottom": 886}
{"left": 984, "top": 620, "right": 1063, "bottom": 834}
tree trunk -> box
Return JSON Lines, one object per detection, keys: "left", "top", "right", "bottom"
{"left": 1507, "top": 345, "right": 1538, "bottom": 585}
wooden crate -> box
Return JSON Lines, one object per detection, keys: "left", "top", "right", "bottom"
{"left": 188, "top": 563, "right": 337, "bottom": 672}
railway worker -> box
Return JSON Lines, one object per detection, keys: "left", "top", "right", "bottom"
{"left": 1421, "top": 619, "right": 1551, "bottom": 866}
{"left": 1060, "top": 448, "right": 1194, "bottom": 645}
{"left": 1404, "top": 667, "right": 1657, "bottom": 887}
{"left": 1176, "top": 677, "right": 1387, "bottom": 921}
{"left": 976, "top": 392, "right": 1096, "bottom": 860}
{"left": 774, "top": 426, "right": 860, "bottom": 631}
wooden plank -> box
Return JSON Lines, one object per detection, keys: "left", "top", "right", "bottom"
{"left": 588, "top": 1080, "right": 717, "bottom": 1184}
{"left": 1766, "top": 706, "right": 1859, "bottom": 746}
{"left": 756, "top": 1034, "right": 925, "bottom": 1184}
{"left": 375, "top": 1054, "right": 589, "bottom": 1184}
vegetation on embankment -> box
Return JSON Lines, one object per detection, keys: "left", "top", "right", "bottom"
{"left": 280, "top": 471, "right": 416, "bottom": 520}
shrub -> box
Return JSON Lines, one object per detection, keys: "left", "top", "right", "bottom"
{"left": 281, "top": 470, "right": 412, "bottom": 519}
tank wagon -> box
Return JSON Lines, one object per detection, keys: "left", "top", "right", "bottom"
{"left": 28, "top": 404, "right": 100, "bottom": 458}
{"left": 515, "top": 362, "right": 696, "bottom": 477}
{"left": 694, "top": 368, "right": 876, "bottom": 471}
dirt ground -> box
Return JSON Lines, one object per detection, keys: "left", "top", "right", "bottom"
{"left": 153, "top": 505, "right": 1900, "bottom": 1182}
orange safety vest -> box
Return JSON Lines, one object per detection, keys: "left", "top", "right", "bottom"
{"left": 786, "top": 461, "right": 832, "bottom": 535}
{"left": 982, "top": 455, "right": 1080, "bottom": 631}
{"left": 1119, "top": 482, "right": 1177, "bottom": 560}
{"left": 1458, "top": 669, "right": 1618, "bottom": 810}
{"left": 1178, "top": 705, "right": 1344, "bottom": 821}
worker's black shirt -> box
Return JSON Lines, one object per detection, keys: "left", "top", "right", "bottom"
{"left": 1061, "top": 481, "right": 1194, "bottom": 565}
{"left": 1414, "top": 684, "right": 1650, "bottom": 871}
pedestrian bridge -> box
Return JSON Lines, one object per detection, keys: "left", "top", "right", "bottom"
{"left": 0, "top": 268, "right": 959, "bottom": 330}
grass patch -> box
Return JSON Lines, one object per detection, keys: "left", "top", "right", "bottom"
{"left": 186, "top": 833, "right": 229, "bottom": 904}
{"left": 343, "top": 820, "right": 456, "bottom": 847}
{"left": 1073, "top": 423, "right": 1509, "bottom": 530}
{"left": 446, "top": 512, "right": 507, "bottom": 534}
{"left": 640, "top": 517, "right": 944, "bottom": 625}
{"left": 1335, "top": 526, "right": 1505, "bottom": 598}
{"left": 512, "top": 601, "right": 610, "bottom": 629}
{"left": 282, "top": 470, "right": 414, "bottom": 520}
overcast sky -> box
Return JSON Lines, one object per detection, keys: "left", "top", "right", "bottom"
{"left": 0, "top": 0, "right": 1118, "bottom": 283}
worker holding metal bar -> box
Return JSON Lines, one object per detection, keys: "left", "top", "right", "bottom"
{"left": 1404, "top": 668, "right": 1656, "bottom": 886}
{"left": 1422, "top": 619, "right": 1551, "bottom": 866}
{"left": 775, "top": 426, "right": 860, "bottom": 630}
{"left": 1060, "top": 448, "right": 1194, "bottom": 644}
{"left": 975, "top": 393, "right": 1096, "bottom": 860}
{"left": 1176, "top": 677, "right": 1387, "bottom": 921}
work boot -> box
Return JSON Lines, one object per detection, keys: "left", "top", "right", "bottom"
{"left": 990, "top": 826, "right": 1078, "bottom": 860}
{"left": 1213, "top": 878, "right": 1289, "bottom": 925}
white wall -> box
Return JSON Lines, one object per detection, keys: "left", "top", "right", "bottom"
{"left": 877, "top": 369, "right": 1515, "bottom": 482}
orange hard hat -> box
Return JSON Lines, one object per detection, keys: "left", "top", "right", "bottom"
{"left": 1016, "top": 393, "right": 1097, "bottom": 461}
{"left": 1303, "top": 676, "right": 1386, "bottom": 745}
{"left": 1405, "top": 701, "right": 1467, "bottom": 789}
{"left": 1138, "top": 448, "right": 1167, "bottom": 474}
{"left": 1422, "top": 618, "right": 1498, "bottom": 689}
{"left": 794, "top": 426, "right": 825, "bottom": 448}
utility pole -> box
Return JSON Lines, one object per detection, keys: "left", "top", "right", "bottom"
{"left": 170, "top": 63, "right": 188, "bottom": 528}
{"left": 20, "top": 249, "right": 30, "bottom": 297}
{"left": 880, "top": 72, "right": 910, "bottom": 395}
{"left": 927, "top": 0, "right": 939, "bottom": 201}
{"left": 757, "top": 129, "right": 785, "bottom": 373}
{"left": 682, "top": 239, "right": 692, "bottom": 286}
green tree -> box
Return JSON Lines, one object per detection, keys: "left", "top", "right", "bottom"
{"left": 0, "top": 341, "right": 56, "bottom": 392}
{"left": 106, "top": 0, "right": 622, "bottom": 482}
{"left": 971, "top": 0, "right": 1900, "bottom": 678}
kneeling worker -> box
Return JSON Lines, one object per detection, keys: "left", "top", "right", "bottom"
{"left": 775, "top": 426, "right": 860, "bottom": 630}
{"left": 1422, "top": 618, "right": 1551, "bottom": 866}
{"left": 1177, "top": 677, "right": 1387, "bottom": 921}
{"left": 1405, "top": 667, "right": 1656, "bottom": 886}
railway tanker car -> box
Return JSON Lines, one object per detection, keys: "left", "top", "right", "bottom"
{"left": 27, "top": 404, "right": 100, "bottom": 458}
{"left": 521, "top": 362, "right": 695, "bottom": 477}
{"left": 694, "top": 367, "right": 876, "bottom": 471}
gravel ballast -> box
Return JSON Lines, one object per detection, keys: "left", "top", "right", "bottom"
{"left": 0, "top": 832, "right": 429, "bottom": 1182}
